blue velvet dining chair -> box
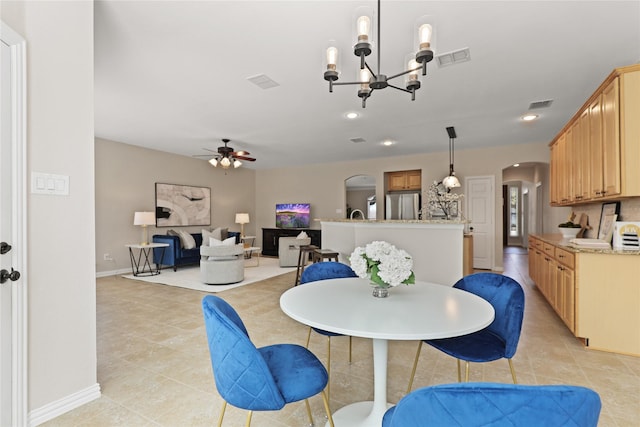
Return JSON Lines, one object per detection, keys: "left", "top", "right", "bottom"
{"left": 300, "top": 261, "right": 358, "bottom": 400}
{"left": 407, "top": 272, "right": 525, "bottom": 392}
{"left": 383, "top": 382, "right": 601, "bottom": 427}
{"left": 201, "top": 295, "right": 334, "bottom": 427}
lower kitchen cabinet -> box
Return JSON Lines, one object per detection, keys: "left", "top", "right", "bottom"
{"left": 528, "top": 235, "right": 639, "bottom": 356}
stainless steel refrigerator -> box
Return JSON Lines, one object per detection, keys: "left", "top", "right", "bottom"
{"left": 385, "top": 192, "right": 420, "bottom": 220}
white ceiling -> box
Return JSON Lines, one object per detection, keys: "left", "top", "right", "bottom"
{"left": 94, "top": 1, "right": 640, "bottom": 170}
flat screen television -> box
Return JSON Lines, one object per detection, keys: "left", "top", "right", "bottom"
{"left": 276, "top": 203, "right": 310, "bottom": 229}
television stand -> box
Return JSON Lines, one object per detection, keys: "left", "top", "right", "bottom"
{"left": 261, "top": 228, "right": 322, "bottom": 257}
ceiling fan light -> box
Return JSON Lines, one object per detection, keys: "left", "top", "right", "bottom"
{"left": 220, "top": 157, "right": 231, "bottom": 168}
{"left": 233, "top": 159, "right": 242, "bottom": 168}
{"left": 209, "top": 158, "right": 218, "bottom": 167}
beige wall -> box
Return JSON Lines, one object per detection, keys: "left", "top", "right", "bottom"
{"left": 1, "top": 0, "right": 98, "bottom": 418}
{"left": 256, "top": 140, "right": 557, "bottom": 270}
{"left": 95, "top": 138, "right": 256, "bottom": 274}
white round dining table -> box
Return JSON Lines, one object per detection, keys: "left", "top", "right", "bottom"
{"left": 280, "top": 277, "right": 495, "bottom": 427}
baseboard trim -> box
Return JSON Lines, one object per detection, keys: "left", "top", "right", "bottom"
{"left": 29, "top": 383, "right": 101, "bottom": 426}
{"left": 96, "top": 268, "right": 130, "bottom": 278}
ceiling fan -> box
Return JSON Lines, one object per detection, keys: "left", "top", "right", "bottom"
{"left": 193, "top": 138, "right": 256, "bottom": 169}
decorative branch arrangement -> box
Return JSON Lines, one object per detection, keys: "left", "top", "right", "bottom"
{"left": 425, "top": 181, "right": 464, "bottom": 219}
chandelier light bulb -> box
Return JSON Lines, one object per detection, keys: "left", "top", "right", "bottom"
{"left": 326, "top": 46, "right": 338, "bottom": 70}
{"left": 359, "top": 68, "right": 370, "bottom": 90}
{"left": 418, "top": 23, "right": 433, "bottom": 48}
{"left": 408, "top": 59, "right": 419, "bottom": 81}
{"left": 357, "top": 15, "right": 371, "bottom": 42}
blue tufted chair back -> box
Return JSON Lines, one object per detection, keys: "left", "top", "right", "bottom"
{"left": 202, "top": 295, "right": 286, "bottom": 410}
{"left": 453, "top": 273, "right": 525, "bottom": 358}
{"left": 382, "top": 383, "right": 601, "bottom": 427}
{"left": 300, "top": 261, "right": 357, "bottom": 284}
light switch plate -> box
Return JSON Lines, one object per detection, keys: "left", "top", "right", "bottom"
{"left": 31, "top": 172, "right": 69, "bottom": 195}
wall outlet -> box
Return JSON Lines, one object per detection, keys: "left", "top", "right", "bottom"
{"left": 103, "top": 253, "right": 113, "bottom": 261}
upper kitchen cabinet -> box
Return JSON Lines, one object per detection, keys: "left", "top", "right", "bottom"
{"left": 550, "top": 64, "right": 640, "bottom": 206}
{"left": 386, "top": 169, "right": 422, "bottom": 191}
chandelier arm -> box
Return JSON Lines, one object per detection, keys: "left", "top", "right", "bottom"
{"left": 332, "top": 80, "right": 367, "bottom": 86}
{"left": 386, "top": 67, "right": 419, "bottom": 81}
{"left": 364, "top": 61, "right": 376, "bottom": 77}
{"left": 387, "top": 83, "right": 412, "bottom": 94}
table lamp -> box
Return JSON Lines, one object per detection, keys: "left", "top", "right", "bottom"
{"left": 235, "top": 213, "right": 250, "bottom": 238}
{"left": 134, "top": 211, "right": 155, "bottom": 245}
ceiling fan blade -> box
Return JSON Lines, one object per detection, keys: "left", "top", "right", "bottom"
{"left": 232, "top": 150, "right": 250, "bottom": 156}
{"left": 234, "top": 155, "right": 256, "bottom": 162}
{"left": 201, "top": 148, "right": 217, "bottom": 153}
{"left": 192, "top": 154, "right": 214, "bottom": 158}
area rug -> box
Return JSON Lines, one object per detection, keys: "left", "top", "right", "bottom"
{"left": 122, "top": 256, "right": 296, "bottom": 293}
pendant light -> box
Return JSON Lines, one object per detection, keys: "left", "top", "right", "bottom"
{"left": 442, "top": 126, "right": 461, "bottom": 189}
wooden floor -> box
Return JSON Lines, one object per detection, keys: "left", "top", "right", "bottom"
{"left": 42, "top": 247, "right": 639, "bottom": 426}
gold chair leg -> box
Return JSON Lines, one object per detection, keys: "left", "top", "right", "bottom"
{"left": 326, "top": 336, "right": 332, "bottom": 402}
{"left": 406, "top": 341, "right": 423, "bottom": 394}
{"left": 245, "top": 410, "right": 253, "bottom": 427}
{"left": 217, "top": 401, "right": 227, "bottom": 427}
{"left": 465, "top": 361, "right": 470, "bottom": 382}
{"left": 321, "top": 390, "right": 335, "bottom": 427}
{"left": 456, "top": 359, "right": 462, "bottom": 382}
{"left": 304, "top": 399, "right": 314, "bottom": 426}
{"left": 508, "top": 358, "right": 518, "bottom": 384}
{"left": 348, "top": 336, "right": 352, "bottom": 364}
{"left": 305, "top": 327, "right": 312, "bottom": 348}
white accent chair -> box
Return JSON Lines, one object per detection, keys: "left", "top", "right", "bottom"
{"left": 200, "top": 244, "right": 244, "bottom": 284}
{"left": 278, "top": 237, "right": 311, "bottom": 267}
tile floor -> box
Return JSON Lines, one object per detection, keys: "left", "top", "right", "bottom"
{"left": 43, "top": 248, "right": 639, "bottom": 426}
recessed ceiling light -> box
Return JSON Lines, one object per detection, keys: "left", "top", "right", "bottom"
{"left": 345, "top": 112, "right": 359, "bottom": 119}
{"left": 521, "top": 114, "right": 539, "bottom": 121}
{"left": 382, "top": 140, "right": 395, "bottom": 146}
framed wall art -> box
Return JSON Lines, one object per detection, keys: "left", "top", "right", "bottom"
{"left": 597, "top": 201, "right": 620, "bottom": 241}
{"left": 155, "top": 183, "right": 211, "bottom": 227}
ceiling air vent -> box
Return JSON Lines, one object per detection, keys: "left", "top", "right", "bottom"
{"left": 246, "top": 74, "right": 280, "bottom": 89}
{"left": 436, "top": 48, "right": 471, "bottom": 68}
{"left": 349, "top": 137, "right": 366, "bottom": 144}
{"left": 528, "top": 99, "right": 553, "bottom": 109}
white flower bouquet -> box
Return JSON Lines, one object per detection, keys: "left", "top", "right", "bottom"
{"left": 349, "top": 241, "right": 415, "bottom": 288}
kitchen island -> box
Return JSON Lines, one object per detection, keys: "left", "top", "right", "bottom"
{"left": 319, "top": 219, "right": 466, "bottom": 286}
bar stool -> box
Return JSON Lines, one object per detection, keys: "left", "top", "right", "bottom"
{"left": 294, "top": 244, "right": 318, "bottom": 286}
{"left": 313, "top": 248, "right": 339, "bottom": 263}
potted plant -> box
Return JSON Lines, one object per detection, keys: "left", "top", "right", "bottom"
{"left": 558, "top": 212, "right": 581, "bottom": 238}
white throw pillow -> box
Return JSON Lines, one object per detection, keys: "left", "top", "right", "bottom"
{"left": 176, "top": 230, "right": 196, "bottom": 249}
{"left": 210, "top": 236, "right": 236, "bottom": 247}
{"left": 202, "top": 228, "right": 221, "bottom": 247}
{"left": 296, "top": 231, "right": 309, "bottom": 239}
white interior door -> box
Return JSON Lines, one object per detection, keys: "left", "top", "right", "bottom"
{"left": 465, "top": 176, "right": 495, "bottom": 270}
{"left": 1, "top": 21, "right": 27, "bottom": 427}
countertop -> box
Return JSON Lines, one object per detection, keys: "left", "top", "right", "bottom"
{"left": 531, "top": 234, "right": 640, "bottom": 256}
{"left": 315, "top": 218, "right": 468, "bottom": 225}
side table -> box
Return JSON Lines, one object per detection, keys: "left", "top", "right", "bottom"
{"left": 126, "top": 243, "right": 169, "bottom": 277}
{"left": 243, "top": 246, "right": 261, "bottom": 267}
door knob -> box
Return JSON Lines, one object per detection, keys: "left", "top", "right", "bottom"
{"left": 0, "top": 268, "right": 20, "bottom": 284}
{"left": 1, "top": 242, "right": 11, "bottom": 255}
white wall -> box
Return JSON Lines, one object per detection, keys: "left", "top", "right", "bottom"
{"left": 1, "top": 1, "right": 98, "bottom": 423}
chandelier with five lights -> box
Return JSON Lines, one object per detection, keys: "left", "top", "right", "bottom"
{"left": 323, "top": 0, "right": 435, "bottom": 108}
